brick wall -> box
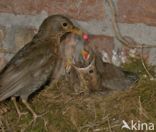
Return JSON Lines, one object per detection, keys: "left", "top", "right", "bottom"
{"left": 0, "top": 0, "right": 156, "bottom": 69}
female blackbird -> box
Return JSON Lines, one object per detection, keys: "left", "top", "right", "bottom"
{"left": 0, "top": 15, "right": 83, "bottom": 121}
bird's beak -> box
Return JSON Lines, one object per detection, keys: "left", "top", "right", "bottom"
{"left": 68, "top": 26, "right": 83, "bottom": 36}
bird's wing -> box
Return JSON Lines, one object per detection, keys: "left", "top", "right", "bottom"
{"left": 99, "top": 63, "right": 131, "bottom": 90}
{"left": 95, "top": 52, "right": 125, "bottom": 78}
{"left": 0, "top": 39, "right": 57, "bottom": 101}
{"left": 100, "top": 64, "right": 138, "bottom": 90}
{"left": 95, "top": 53, "right": 136, "bottom": 90}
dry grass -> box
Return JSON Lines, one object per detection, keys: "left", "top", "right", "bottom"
{"left": 0, "top": 58, "right": 156, "bottom": 132}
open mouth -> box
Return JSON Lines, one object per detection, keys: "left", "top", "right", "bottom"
{"left": 72, "top": 49, "right": 94, "bottom": 69}
{"left": 81, "top": 50, "right": 90, "bottom": 60}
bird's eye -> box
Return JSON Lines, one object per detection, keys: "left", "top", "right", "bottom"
{"left": 63, "top": 22, "right": 68, "bottom": 27}
{"left": 89, "top": 70, "right": 94, "bottom": 74}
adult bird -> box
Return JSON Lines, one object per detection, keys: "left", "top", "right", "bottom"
{"left": 0, "top": 15, "right": 83, "bottom": 121}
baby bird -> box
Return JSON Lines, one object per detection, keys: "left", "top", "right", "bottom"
{"left": 71, "top": 51, "right": 138, "bottom": 92}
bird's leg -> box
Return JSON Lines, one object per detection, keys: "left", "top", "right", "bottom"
{"left": 21, "top": 99, "right": 48, "bottom": 129}
{"left": 21, "top": 99, "right": 37, "bottom": 122}
{"left": 11, "top": 97, "right": 28, "bottom": 120}
{"left": 21, "top": 99, "right": 47, "bottom": 124}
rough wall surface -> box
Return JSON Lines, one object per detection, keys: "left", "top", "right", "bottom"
{"left": 0, "top": 0, "right": 156, "bottom": 69}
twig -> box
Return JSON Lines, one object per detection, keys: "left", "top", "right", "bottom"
{"left": 93, "top": 124, "right": 120, "bottom": 132}
{"left": 107, "top": 0, "right": 156, "bottom": 49}
{"left": 79, "top": 115, "right": 108, "bottom": 132}
{"left": 107, "top": 0, "right": 155, "bottom": 80}
{"left": 107, "top": 116, "right": 112, "bottom": 132}
{"left": 93, "top": 103, "right": 97, "bottom": 122}
{"left": 140, "top": 45, "right": 154, "bottom": 80}
{"left": 138, "top": 96, "right": 149, "bottom": 119}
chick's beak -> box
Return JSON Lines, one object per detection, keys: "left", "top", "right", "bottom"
{"left": 68, "top": 26, "right": 83, "bottom": 36}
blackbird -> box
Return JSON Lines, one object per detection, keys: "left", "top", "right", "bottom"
{"left": 0, "top": 15, "right": 83, "bottom": 121}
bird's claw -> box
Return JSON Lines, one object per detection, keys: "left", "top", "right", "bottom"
{"left": 29, "top": 111, "right": 48, "bottom": 126}
{"left": 17, "top": 111, "right": 28, "bottom": 123}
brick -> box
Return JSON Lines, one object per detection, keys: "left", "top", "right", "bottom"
{"left": 0, "top": 0, "right": 105, "bottom": 21}
{"left": 15, "top": 27, "right": 35, "bottom": 51}
{"left": 117, "top": 0, "right": 156, "bottom": 26}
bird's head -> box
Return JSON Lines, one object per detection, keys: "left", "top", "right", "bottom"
{"left": 38, "top": 15, "right": 83, "bottom": 39}
{"left": 72, "top": 58, "right": 99, "bottom": 91}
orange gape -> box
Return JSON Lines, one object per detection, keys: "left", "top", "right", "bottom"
{"left": 81, "top": 50, "right": 90, "bottom": 60}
